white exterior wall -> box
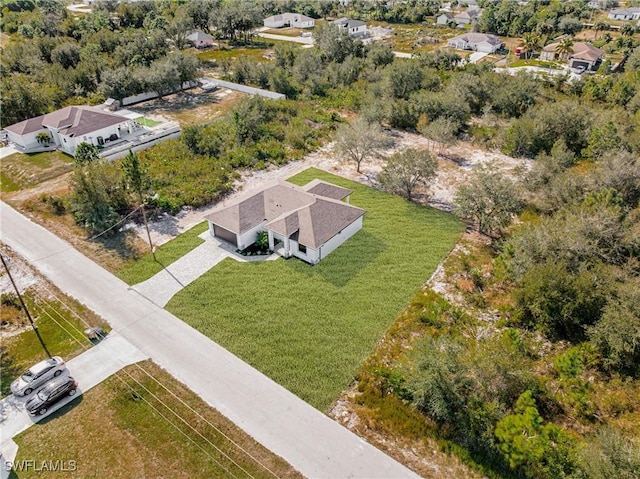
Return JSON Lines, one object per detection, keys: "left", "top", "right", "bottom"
{"left": 293, "top": 19, "right": 314, "bottom": 28}
{"left": 264, "top": 19, "right": 285, "bottom": 28}
{"left": 290, "top": 240, "right": 320, "bottom": 264}
{"left": 237, "top": 221, "right": 267, "bottom": 250}
{"left": 6, "top": 130, "right": 45, "bottom": 150}
{"left": 476, "top": 41, "right": 498, "bottom": 53}
{"left": 58, "top": 122, "right": 127, "bottom": 155}
{"left": 318, "top": 216, "right": 363, "bottom": 262}
{"left": 350, "top": 25, "right": 367, "bottom": 35}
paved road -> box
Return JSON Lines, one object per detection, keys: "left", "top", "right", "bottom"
{"left": 0, "top": 202, "right": 419, "bottom": 479}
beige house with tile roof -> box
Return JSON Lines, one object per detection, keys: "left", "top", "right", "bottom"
{"left": 205, "top": 179, "right": 365, "bottom": 264}
{"left": 540, "top": 41, "right": 604, "bottom": 71}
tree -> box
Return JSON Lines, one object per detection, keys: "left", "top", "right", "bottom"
{"left": 69, "top": 162, "right": 121, "bottom": 237}
{"left": 495, "top": 390, "right": 574, "bottom": 479}
{"left": 589, "top": 280, "right": 640, "bottom": 376}
{"left": 313, "top": 22, "right": 362, "bottom": 63}
{"left": 454, "top": 164, "right": 523, "bottom": 237}
{"left": 383, "top": 59, "right": 424, "bottom": 99}
{"left": 99, "top": 66, "right": 141, "bottom": 101}
{"left": 378, "top": 148, "right": 437, "bottom": 199}
{"left": 520, "top": 32, "right": 541, "bottom": 60}
{"left": 121, "top": 150, "right": 155, "bottom": 257}
{"left": 555, "top": 37, "right": 574, "bottom": 60}
{"left": 419, "top": 117, "right": 459, "bottom": 154}
{"left": 74, "top": 142, "right": 100, "bottom": 165}
{"left": 620, "top": 24, "right": 636, "bottom": 37}
{"left": 594, "top": 21, "right": 609, "bottom": 40}
{"left": 334, "top": 117, "right": 392, "bottom": 173}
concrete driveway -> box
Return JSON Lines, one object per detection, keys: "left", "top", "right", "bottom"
{"left": 0, "top": 334, "right": 146, "bottom": 439}
{"left": 1, "top": 201, "right": 419, "bottom": 478}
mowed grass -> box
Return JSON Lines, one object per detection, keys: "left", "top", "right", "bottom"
{"left": 0, "top": 151, "right": 73, "bottom": 194}
{"left": 13, "top": 361, "right": 301, "bottom": 479}
{"left": 134, "top": 117, "right": 162, "bottom": 127}
{"left": 167, "top": 169, "right": 463, "bottom": 410}
{"left": 115, "top": 221, "right": 209, "bottom": 285}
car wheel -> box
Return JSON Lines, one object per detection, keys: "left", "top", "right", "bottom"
{"left": 54, "top": 370, "right": 62, "bottom": 377}
{"left": 24, "top": 388, "right": 32, "bottom": 396}
{"left": 69, "top": 389, "right": 77, "bottom": 396}
{"left": 38, "top": 408, "right": 47, "bottom": 416}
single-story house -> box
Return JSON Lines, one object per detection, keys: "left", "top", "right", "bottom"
{"left": 187, "top": 30, "right": 216, "bottom": 49}
{"left": 437, "top": 13, "right": 454, "bottom": 26}
{"left": 332, "top": 18, "right": 367, "bottom": 36}
{"left": 4, "top": 106, "right": 136, "bottom": 156}
{"left": 539, "top": 41, "right": 604, "bottom": 71}
{"left": 205, "top": 179, "right": 365, "bottom": 265}
{"left": 454, "top": 8, "right": 482, "bottom": 25}
{"left": 608, "top": 7, "right": 640, "bottom": 21}
{"left": 448, "top": 32, "right": 504, "bottom": 53}
{"left": 263, "top": 13, "right": 315, "bottom": 28}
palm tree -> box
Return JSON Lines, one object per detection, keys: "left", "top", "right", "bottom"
{"left": 621, "top": 24, "right": 636, "bottom": 37}
{"left": 36, "top": 132, "right": 50, "bottom": 145}
{"left": 594, "top": 21, "right": 609, "bottom": 40}
{"left": 555, "top": 37, "right": 574, "bottom": 60}
{"left": 521, "top": 33, "right": 542, "bottom": 59}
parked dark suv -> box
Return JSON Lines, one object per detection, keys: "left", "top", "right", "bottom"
{"left": 25, "top": 376, "right": 78, "bottom": 416}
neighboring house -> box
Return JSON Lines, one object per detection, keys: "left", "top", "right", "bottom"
{"left": 454, "top": 8, "right": 482, "bottom": 25}
{"left": 462, "top": 0, "right": 478, "bottom": 6}
{"left": 4, "top": 106, "right": 136, "bottom": 156}
{"left": 205, "top": 179, "right": 365, "bottom": 265}
{"left": 263, "top": 13, "right": 315, "bottom": 28}
{"left": 332, "top": 18, "right": 368, "bottom": 36}
{"left": 608, "top": 7, "right": 640, "bottom": 20}
{"left": 187, "top": 30, "right": 216, "bottom": 49}
{"left": 448, "top": 32, "right": 504, "bottom": 53}
{"left": 437, "top": 13, "right": 454, "bottom": 26}
{"left": 540, "top": 41, "right": 604, "bottom": 71}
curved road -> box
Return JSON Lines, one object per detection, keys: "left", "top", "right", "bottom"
{"left": 0, "top": 202, "right": 418, "bottom": 479}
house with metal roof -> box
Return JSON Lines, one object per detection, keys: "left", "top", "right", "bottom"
{"left": 4, "top": 106, "right": 136, "bottom": 156}
{"left": 187, "top": 30, "right": 216, "bottom": 49}
{"left": 205, "top": 179, "right": 365, "bottom": 264}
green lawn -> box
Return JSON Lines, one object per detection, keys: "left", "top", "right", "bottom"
{"left": 115, "top": 221, "right": 209, "bottom": 285}
{"left": 0, "top": 151, "right": 73, "bottom": 194}
{"left": 167, "top": 169, "right": 463, "bottom": 410}
{"left": 134, "top": 117, "right": 162, "bottom": 127}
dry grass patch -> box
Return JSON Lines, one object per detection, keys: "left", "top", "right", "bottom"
{"left": 13, "top": 361, "right": 301, "bottom": 479}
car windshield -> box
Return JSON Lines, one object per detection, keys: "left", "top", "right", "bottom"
{"left": 21, "top": 371, "right": 35, "bottom": 383}
{"left": 37, "top": 390, "right": 49, "bottom": 401}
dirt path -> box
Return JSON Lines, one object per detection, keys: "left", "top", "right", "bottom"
{"left": 139, "top": 131, "right": 530, "bottom": 246}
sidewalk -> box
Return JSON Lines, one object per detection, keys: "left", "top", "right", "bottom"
{"left": 132, "top": 232, "right": 277, "bottom": 307}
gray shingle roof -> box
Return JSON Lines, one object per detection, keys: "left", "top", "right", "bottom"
{"left": 205, "top": 180, "right": 365, "bottom": 248}
{"left": 42, "top": 106, "right": 129, "bottom": 137}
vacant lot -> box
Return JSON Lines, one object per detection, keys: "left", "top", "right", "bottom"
{"left": 0, "top": 151, "right": 73, "bottom": 194}
{"left": 167, "top": 169, "right": 463, "bottom": 410}
{"left": 13, "top": 361, "right": 301, "bottom": 479}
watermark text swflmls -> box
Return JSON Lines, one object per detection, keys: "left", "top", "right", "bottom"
{"left": 4, "top": 459, "right": 77, "bottom": 472}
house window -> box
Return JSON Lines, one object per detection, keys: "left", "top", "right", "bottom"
{"left": 299, "top": 244, "right": 307, "bottom": 254}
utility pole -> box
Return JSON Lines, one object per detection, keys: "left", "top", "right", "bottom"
{"left": 140, "top": 202, "right": 156, "bottom": 261}
{"left": 0, "top": 253, "right": 51, "bottom": 358}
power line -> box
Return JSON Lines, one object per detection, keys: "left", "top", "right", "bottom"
{"left": 19, "top": 275, "right": 278, "bottom": 478}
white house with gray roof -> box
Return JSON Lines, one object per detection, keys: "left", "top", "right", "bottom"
{"left": 448, "top": 32, "right": 504, "bottom": 53}
{"left": 4, "top": 106, "right": 136, "bottom": 156}
{"left": 608, "top": 7, "right": 640, "bottom": 21}
{"left": 205, "top": 179, "right": 365, "bottom": 264}
{"left": 332, "top": 18, "right": 367, "bottom": 36}
{"left": 264, "top": 12, "right": 315, "bottom": 28}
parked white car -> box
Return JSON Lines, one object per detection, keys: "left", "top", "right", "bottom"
{"left": 10, "top": 357, "right": 67, "bottom": 396}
